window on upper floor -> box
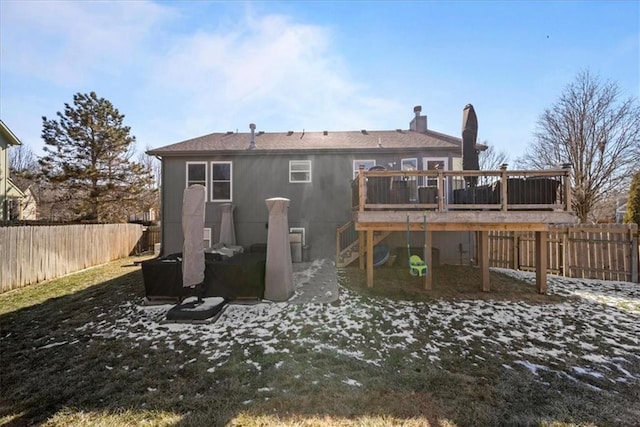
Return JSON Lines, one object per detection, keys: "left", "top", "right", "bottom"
{"left": 186, "top": 162, "right": 208, "bottom": 200}
{"left": 422, "top": 158, "right": 447, "bottom": 187}
{"left": 211, "top": 161, "right": 232, "bottom": 202}
{"left": 353, "top": 160, "right": 376, "bottom": 179}
{"left": 289, "top": 160, "right": 312, "bottom": 183}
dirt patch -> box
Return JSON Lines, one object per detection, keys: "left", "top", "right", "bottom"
{"left": 339, "top": 263, "right": 568, "bottom": 304}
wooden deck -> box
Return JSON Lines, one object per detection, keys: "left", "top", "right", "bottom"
{"left": 348, "top": 166, "right": 577, "bottom": 293}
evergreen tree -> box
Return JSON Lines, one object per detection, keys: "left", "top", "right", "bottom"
{"left": 40, "top": 92, "right": 155, "bottom": 222}
{"left": 624, "top": 171, "right": 640, "bottom": 227}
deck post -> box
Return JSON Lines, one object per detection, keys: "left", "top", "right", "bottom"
{"left": 366, "top": 229, "right": 374, "bottom": 287}
{"left": 535, "top": 230, "right": 548, "bottom": 294}
{"left": 480, "top": 231, "right": 490, "bottom": 292}
{"left": 562, "top": 164, "right": 572, "bottom": 212}
{"left": 500, "top": 164, "right": 508, "bottom": 212}
{"left": 424, "top": 229, "right": 433, "bottom": 290}
{"left": 437, "top": 170, "right": 445, "bottom": 212}
{"left": 359, "top": 231, "right": 365, "bottom": 270}
{"left": 358, "top": 166, "right": 366, "bottom": 212}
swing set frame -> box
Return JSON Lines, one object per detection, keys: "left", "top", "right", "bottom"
{"left": 406, "top": 213, "right": 428, "bottom": 277}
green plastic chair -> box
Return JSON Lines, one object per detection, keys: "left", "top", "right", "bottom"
{"left": 409, "top": 255, "right": 427, "bottom": 277}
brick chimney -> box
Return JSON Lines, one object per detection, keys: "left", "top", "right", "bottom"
{"left": 409, "top": 105, "right": 427, "bottom": 132}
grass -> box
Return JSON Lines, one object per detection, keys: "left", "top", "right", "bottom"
{"left": 1, "top": 257, "right": 638, "bottom": 426}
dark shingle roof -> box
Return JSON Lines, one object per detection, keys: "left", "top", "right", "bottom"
{"left": 147, "top": 129, "right": 462, "bottom": 156}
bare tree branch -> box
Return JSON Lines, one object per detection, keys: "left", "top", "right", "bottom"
{"left": 516, "top": 70, "right": 640, "bottom": 222}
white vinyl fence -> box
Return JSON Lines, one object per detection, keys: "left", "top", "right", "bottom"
{"left": 0, "top": 224, "right": 143, "bottom": 293}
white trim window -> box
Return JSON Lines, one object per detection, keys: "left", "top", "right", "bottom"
{"left": 401, "top": 158, "right": 418, "bottom": 172}
{"left": 402, "top": 158, "right": 418, "bottom": 202}
{"left": 422, "top": 158, "right": 448, "bottom": 187}
{"left": 353, "top": 159, "right": 376, "bottom": 179}
{"left": 211, "top": 161, "right": 232, "bottom": 202}
{"left": 289, "top": 160, "right": 312, "bottom": 183}
{"left": 289, "top": 227, "right": 306, "bottom": 245}
{"left": 186, "top": 162, "right": 208, "bottom": 200}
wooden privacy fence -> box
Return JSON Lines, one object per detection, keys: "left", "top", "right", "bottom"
{"left": 133, "top": 225, "right": 161, "bottom": 254}
{"left": 0, "top": 223, "right": 143, "bottom": 293}
{"left": 489, "top": 224, "right": 639, "bottom": 283}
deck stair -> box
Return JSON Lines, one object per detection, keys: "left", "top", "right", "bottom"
{"left": 336, "top": 221, "right": 390, "bottom": 267}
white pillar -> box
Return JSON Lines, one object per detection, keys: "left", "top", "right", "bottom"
{"left": 264, "top": 197, "right": 294, "bottom": 301}
{"left": 218, "top": 203, "right": 236, "bottom": 245}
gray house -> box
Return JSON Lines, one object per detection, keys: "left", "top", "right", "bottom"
{"left": 148, "top": 106, "right": 477, "bottom": 264}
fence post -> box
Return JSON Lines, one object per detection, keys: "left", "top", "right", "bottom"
{"left": 631, "top": 226, "right": 638, "bottom": 283}
{"left": 511, "top": 231, "right": 518, "bottom": 270}
{"left": 562, "top": 230, "right": 569, "bottom": 277}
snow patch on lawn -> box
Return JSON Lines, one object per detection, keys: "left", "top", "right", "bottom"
{"left": 69, "top": 268, "right": 640, "bottom": 393}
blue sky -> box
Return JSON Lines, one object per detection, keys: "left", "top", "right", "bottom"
{"left": 1, "top": 1, "right": 638, "bottom": 161}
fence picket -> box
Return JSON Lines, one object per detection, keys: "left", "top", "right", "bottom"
{"left": 489, "top": 224, "right": 639, "bottom": 283}
{"left": 0, "top": 224, "right": 143, "bottom": 293}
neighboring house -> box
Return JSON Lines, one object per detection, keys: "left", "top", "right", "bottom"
{"left": 147, "top": 106, "right": 479, "bottom": 264}
{"left": 0, "top": 120, "right": 22, "bottom": 221}
{"left": 6, "top": 177, "right": 38, "bottom": 220}
{"left": 616, "top": 199, "right": 627, "bottom": 224}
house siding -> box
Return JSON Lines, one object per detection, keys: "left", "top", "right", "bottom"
{"left": 1, "top": 133, "right": 11, "bottom": 220}
{"left": 159, "top": 148, "right": 466, "bottom": 260}
{"left": 161, "top": 153, "right": 352, "bottom": 257}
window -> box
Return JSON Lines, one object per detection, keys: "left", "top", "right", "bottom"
{"left": 289, "top": 227, "right": 306, "bottom": 245}
{"left": 401, "top": 158, "right": 418, "bottom": 172}
{"left": 289, "top": 160, "right": 312, "bottom": 183}
{"left": 353, "top": 160, "right": 376, "bottom": 179}
{"left": 211, "top": 161, "right": 232, "bottom": 202}
{"left": 422, "top": 158, "right": 447, "bottom": 187}
{"left": 203, "top": 228, "right": 212, "bottom": 249}
{"left": 186, "top": 162, "right": 207, "bottom": 199}
{"left": 401, "top": 158, "right": 418, "bottom": 202}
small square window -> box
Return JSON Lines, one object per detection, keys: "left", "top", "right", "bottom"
{"left": 290, "top": 160, "right": 311, "bottom": 183}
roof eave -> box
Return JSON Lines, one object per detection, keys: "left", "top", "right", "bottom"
{"left": 147, "top": 145, "right": 459, "bottom": 157}
{"left": 0, "top": 120, "right": 22, "bottom": 146}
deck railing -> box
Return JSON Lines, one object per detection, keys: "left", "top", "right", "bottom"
{"left": 351, "top": 166, "right": 572, "bottom": 213}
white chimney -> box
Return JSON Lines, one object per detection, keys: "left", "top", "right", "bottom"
{"left": 248, "top": 123, "right": 256, "bottom": 150}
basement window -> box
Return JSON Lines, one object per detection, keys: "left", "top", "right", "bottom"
{"left": 289, "top": 160, "right": 312, "bottom": 183}
{"left": 203, "top": 228, "right": 212, "bottom": 249}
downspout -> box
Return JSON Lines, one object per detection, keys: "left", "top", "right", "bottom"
{"left": 157, "top": 155, "right": 165, "bottom": 258}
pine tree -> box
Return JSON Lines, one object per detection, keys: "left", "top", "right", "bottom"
{"left": 624, "top": 171, "right": 640, "bottom": 227}
{"left": 40, "top": 92, "right": 155, "bottom": 222}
